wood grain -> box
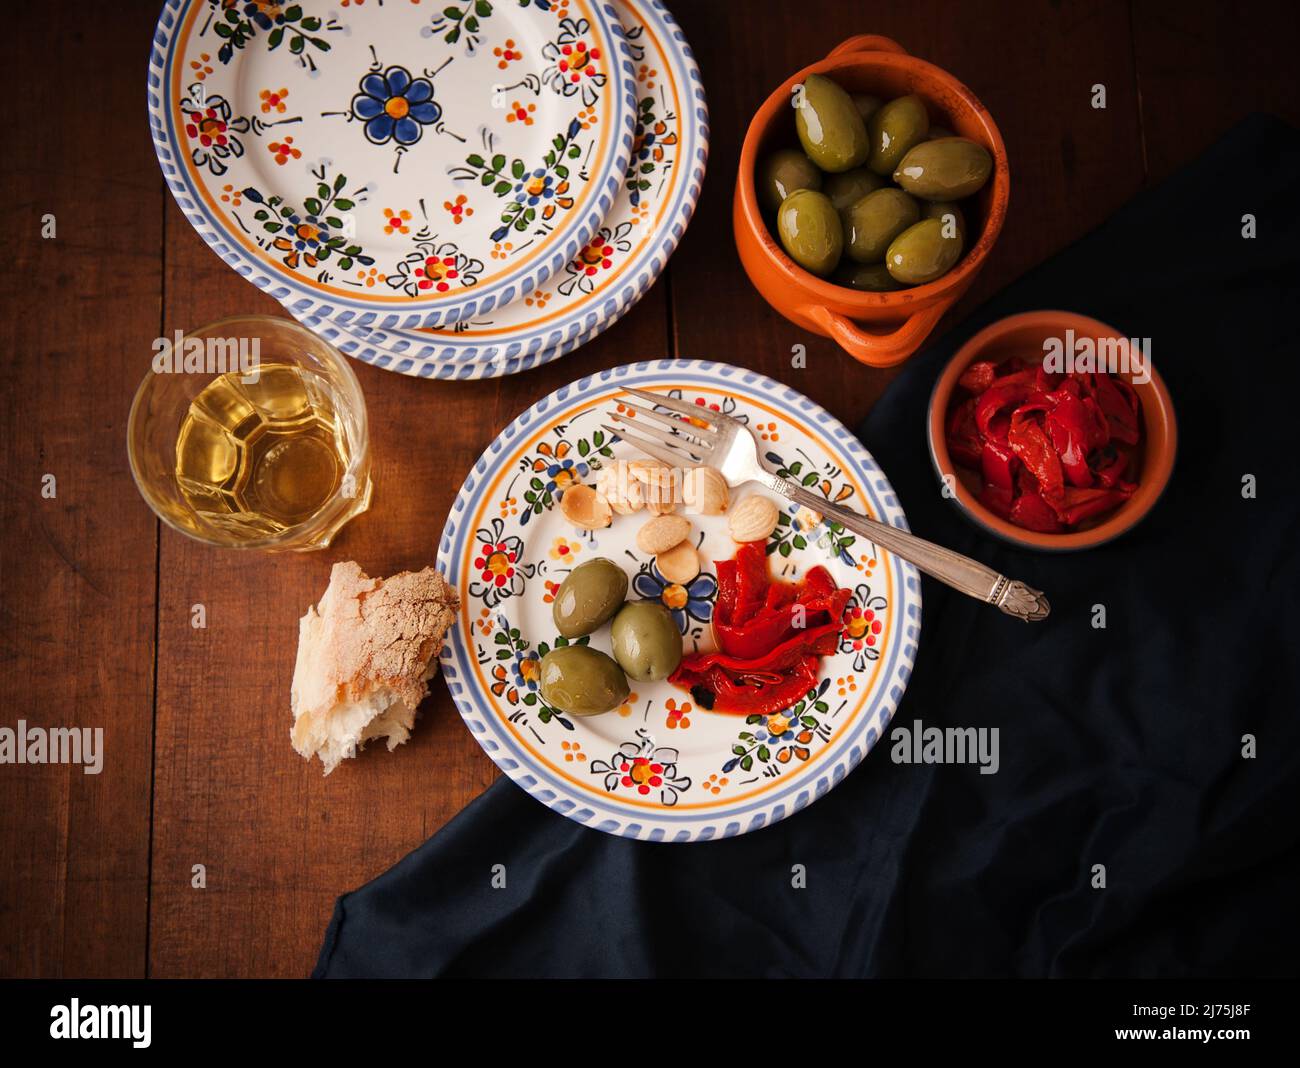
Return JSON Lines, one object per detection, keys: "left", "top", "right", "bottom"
{"left": 0, "top": 2, "right": 162, "bottom": 976}
{"left": 1, "top": 0, "right": 1297, "bottom": 978}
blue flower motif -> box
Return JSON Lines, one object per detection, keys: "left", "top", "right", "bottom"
{"left": 284, "top": 211, "right": 331, "bottom": 250}
{"left": 512, "top": 651, "right": 540, "bottom": 692}
{"left": 351, "top": 66, "right": 441, "bottom": 146}
{"left": 243, "top": 2, "right": 285, "bottom": 32}
{"left": 633, "top": 565, "right": 717, "bottom": 633}
{"left": 543, "top": 458, "right": 588, "bottom": 493}
{"left": 513, "top": 169, "right": 556, "bottom": 206}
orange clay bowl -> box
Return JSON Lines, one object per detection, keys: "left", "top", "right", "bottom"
{"left": 734, "top": 34, "right": 1010, "bottom": 368}
{"left": 927, "top": 311, "right": 1178, "bottom": 552}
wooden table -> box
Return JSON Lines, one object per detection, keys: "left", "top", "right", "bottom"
{"left": 1, "top": 0, "right": 1295, "bottom": 978}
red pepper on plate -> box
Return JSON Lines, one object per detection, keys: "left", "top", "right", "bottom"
{"left": 670, "top": 541, "right": 851, "bottom": 715}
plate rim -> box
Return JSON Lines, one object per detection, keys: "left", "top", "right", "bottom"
{"left": 147, "top": 0, "right": 638, "bottom": 329}
{"left": 437, "top": 359, "right": 923, "bottom": 841}
{"left": 295, "top": 0, "right": 709, "bottom": 376}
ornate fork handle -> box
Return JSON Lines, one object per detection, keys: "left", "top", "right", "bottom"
{"left": 762, "top": 474, "right": 1050, "bottom": 622}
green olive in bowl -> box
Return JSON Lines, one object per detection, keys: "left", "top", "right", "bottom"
{"left": 867, "top": 94, "right": 929, "bottom": 176}
{"left": 794, "top": 73, "right": 870, "bottom": 172}
{"left": 610, "top": 601, "right": 682, "bottom": 683}
{"left": 885, "top": 217, "right": 964, "bottom": 284}
{"left": 777, "top": 189, "right": 843, "bottom": 277}
{"left": 538, "top": 645, "right": 630, "bottom": 716}
{"left": 823, "top": 167, "right": 885, "bottom": 214}
{"left": 757, "top": 147, "right": 822, "bottom": 214}
{"left": 843, "top": 187, "right": 920, "bottom": 264}
{"left": 892, "top": 137, "right": 992, "bottom": 201}
{"left": 552, "top": 557, "right": 628, "bottom": 638}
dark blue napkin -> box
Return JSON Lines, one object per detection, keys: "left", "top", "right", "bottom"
{"left": 314, "top": 116, "right": 1300, "bottom": 978}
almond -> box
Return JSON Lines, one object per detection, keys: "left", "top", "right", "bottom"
{"left": 656, "top": 541, "right": 701, "bottom": 585}
{"left": 637, "top": 513, "right": 692, "bottom": 556}
{"left": 560, "top": 484, "right": 612, "bottom": 530}
{"left": 630, "top": 460, "right": 680, "bottom": 515}
{"left": 728, "top": 494, "right": 780, "bottom": 543}
{"left": 681, "top": 466, "right": 729, "bottom": 515}
{"left": 594, "top": 460, "right": 644, "bottom": 515}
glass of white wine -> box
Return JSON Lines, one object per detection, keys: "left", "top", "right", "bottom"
{"left": 128, "top": 316, "right": 372, "bottom": 551}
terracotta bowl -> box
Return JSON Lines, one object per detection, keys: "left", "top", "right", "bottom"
{"left": 927, "top": 311, "right": 1178, "bottom": 551}
{"left": 734, "top": 34, "right": 1010, "bottom": 368}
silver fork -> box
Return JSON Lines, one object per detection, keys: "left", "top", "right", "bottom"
{"left": 604, "top": 386, "right": 1050, "bottom": 622}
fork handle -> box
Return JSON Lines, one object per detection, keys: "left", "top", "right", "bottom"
{"left": 762, "top": 476, "right": 1051, "bottom": 622}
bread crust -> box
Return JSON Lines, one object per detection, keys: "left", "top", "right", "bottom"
{"left": 291, "top": 561, "right": 459, "bottom": 773}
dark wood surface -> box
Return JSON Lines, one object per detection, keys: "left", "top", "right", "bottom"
{"left": 1, "top": 0, "right": 1296, "bottom": 978}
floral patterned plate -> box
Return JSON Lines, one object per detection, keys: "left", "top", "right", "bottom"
{"left": 148, "top": 0, "right": 636, "bottom": 329}
{"left": 438, "top": 361, "right": 922, "bottom": 841}
{"left": 296, "top": 0, "right": 707, "bottom": 377}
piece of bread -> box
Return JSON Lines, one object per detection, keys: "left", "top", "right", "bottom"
{"left": 291, "top": 560, "right": 459, "bottom": 774}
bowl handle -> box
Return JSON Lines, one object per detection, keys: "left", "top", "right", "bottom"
{"left": 826, "top": 35, "right": 908, "bottom": 59}
{"left": 797, "top": 302, "right": 948, "bottom": 368}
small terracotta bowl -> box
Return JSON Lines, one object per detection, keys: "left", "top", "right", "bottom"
{"left": 734, "top": 34, "right": 1010, "bottom": 368}
{"left": 927, "top": 311, "right": 1178, "bottom": 551}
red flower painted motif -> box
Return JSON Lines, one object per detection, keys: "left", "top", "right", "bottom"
{"left": 619, "top": 756, "right": 664, "bottom": 795}
{"left": 558, "top": 41, "right": 601, "bottom": 83}
{"left": 185, "top": 107, "right": 229, "bottom": 147}
{"left": 416, "top": 255, "right": 460, "bottom": 292}
{"left": 474, "top": 541, "right": 518, "bottom": 587}
{"left": 577, "top": 236, "right": 613, "bottom": 276}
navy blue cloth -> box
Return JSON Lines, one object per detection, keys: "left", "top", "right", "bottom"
{"left": 314, "top": 116, "right": 1300, "bottom": 978}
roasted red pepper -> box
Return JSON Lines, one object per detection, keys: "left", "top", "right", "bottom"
{"left": 670, "top": 542, "right": 851, "bottom": 715}
{"left": 946, "top": 354, "right": 1143, "bottom": 532}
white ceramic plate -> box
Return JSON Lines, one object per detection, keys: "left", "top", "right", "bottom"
{"left": 297, "top": 0, "right": 707, "bottom": 379}
{"left": 148, "top": 0, "right": 636, "bottom": 328}
{"left": 438, "top": 361, "right": 922, "bottom": 840}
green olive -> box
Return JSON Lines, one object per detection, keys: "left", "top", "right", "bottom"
{"left": 538, "top": 645, "right": 629, "bottom": 716}
{"left": 925, "top": 124, "right": 956, "bottom": 141}
{"left": 551, "top": 557, "right": 628, "bottom": 638}
{"left": 867, "top": 94, "right": 929, "bottom": 176}
{"left": 757, "top": 147, "right": 822, "bottom": 214}
{"left": 823, "top": 167, "right": 885, "bottom": 215}
{"left": 610, "top": 601, "right": 682, "bottom": 682}
{"left": 842, "top": 187, "right": 920, "bottom": 264}
{"left": 885, "top": 217, "right": 965, "bottom": 284}
{"left": 777, "top": 189, "right": 843, "bottom": 276}
{"left": 833, "top": 261, "right": 904, "bottom": 292}
{"left": 892, "top": 137, "right": 993, "bottom": 200}
{"left": 921, "top": 199, "right": 967, "bottom": 244}
{"left": 850, "top": 93, "right": 883, "bottom": 125}
{"left": 794, "top": 73, "right": 870, "bottom": 172}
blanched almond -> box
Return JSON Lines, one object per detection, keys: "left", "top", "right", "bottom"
{"left": 630, "top": 460, "right": 680, "bottom": 515}
{"left": 637, "top": 513, "right": 692, "bottom": 556}
{"left": 560, "top": 484, "right": 612, "bottom": 530}
{"left": 728, "top": 494, "right": 780, "bottom": 543}
{"left": 656, "top": 541, "right": 700, "bottom": 584}
{"left": 595, "top": 461, "right": 644, "bottom": 515}
{"left": 681, "top": 466, "right": 729, "bottom": 515}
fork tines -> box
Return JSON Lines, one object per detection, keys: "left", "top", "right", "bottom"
{"left": 603, "top": 388, "right": 721, "bottom": 468}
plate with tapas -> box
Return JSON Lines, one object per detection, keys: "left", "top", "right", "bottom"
{"left": 438, "top": 360, "right": 921, "bottom": 840}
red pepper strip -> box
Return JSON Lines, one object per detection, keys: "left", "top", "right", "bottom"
{"left": 675, "top": 619, "right": 846, "bottom": 680}
{"left": 1008, "top": 409, "right": 1066, "bottom": 504}
{"left": 1089, "top": 372, "right": 1140, "bottom": 445}
{"left": 1035, "top": 365, "right": 1066, "bottom": 395}
{"left": 946, "top": 397, "right": 983, "bottom": 468}
{"left": 980, "top": 436, "right": 1018, "bottom": 493}
{"left": 732, "top": 540, "right": 770, "bottom": 622}
{"left": 1044, "top": 389, "right": 1095, "bottom": 488}
{"left": 1010, "top": 491, "right": 1064, "bottom": 532}
{"left": 1079, "top": 395, "right": 1111, "bottom": 452}
{"left": 975, "top": 369, "right": 1036, "bottom": 441}
{"left": 1091, "top": 443, "right": 1131, "bottom": 488}
{"left": 1049, "top": 485, "right": 1135, "bottom": 526}
{"left": 690, "top": 656, "right": 822, "bottom": 717}
{"left": 713, "top": 557, "right": 737, "bottom": 627}
{"left": 979, "top": 482, "right": 1014, "bottom": 519}
{"left": 958, "top": 360, "right": 998, "bottom": 394}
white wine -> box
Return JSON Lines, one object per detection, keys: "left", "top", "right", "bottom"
{"left": 175, "top": 363, "right": 352, "bottom": 539}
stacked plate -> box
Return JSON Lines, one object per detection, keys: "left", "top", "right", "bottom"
{"left": 148, "top": 0, "right": 707, "bottom": 379}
